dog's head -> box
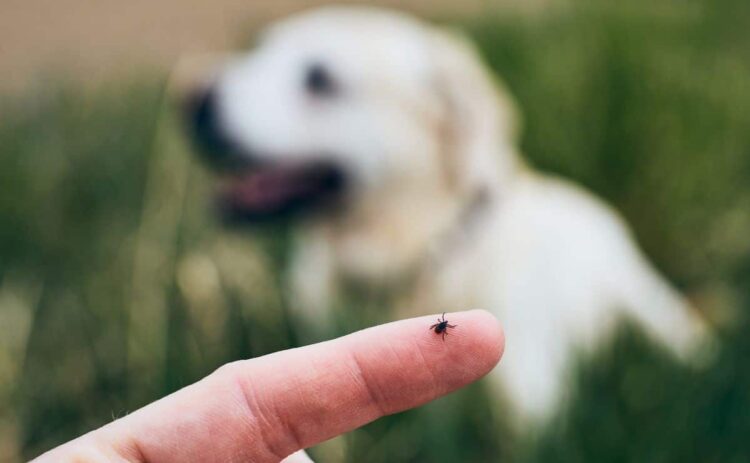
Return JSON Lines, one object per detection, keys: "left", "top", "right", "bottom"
{"left": 185, "top": 6, "right": 520, "bottom": 223}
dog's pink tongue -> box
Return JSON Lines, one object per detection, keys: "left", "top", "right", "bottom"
{"left": 219, "top": 167, "right": 316, "bottom": 212}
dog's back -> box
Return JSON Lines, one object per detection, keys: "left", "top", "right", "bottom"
{"left": 467, "top": 172, "right": 710, "bottom": 421}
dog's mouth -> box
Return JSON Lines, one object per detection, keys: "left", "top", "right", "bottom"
{"left": 216, "top": 160, "right": 346, "bottom": 223}
{"left": 183, "top": 89, "right": 347, "bottom": 223}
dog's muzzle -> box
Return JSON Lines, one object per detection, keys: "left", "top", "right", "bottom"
{"left": 184, "top": 88, "right": 347, "bottom": 224}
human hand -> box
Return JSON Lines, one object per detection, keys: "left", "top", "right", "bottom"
{"left": 33, "top": 310, "right": 504, "bottom": 462}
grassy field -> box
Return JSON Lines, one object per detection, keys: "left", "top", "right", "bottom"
{"left": 1, "top": 0, "right": 749, "bottom": 461}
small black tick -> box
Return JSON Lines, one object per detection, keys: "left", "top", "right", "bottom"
{"left": 430, "top": 313, "right": 457, "bottom": 341}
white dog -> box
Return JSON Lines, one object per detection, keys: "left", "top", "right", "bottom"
{"left": 185, "top": 6, "right": 710, "bottom": 424}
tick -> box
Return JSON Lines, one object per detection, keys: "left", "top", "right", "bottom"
{"left": 430, "top": 313, "right": 457, "bottom": 341}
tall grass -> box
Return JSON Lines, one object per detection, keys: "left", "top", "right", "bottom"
{"left": 1, "top": 0, "right": 749, "bottom": 461}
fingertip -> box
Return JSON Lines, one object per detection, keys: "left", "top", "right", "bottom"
{"left": 452, "top": 309, "right": 504, "bottom": 379}
{"left": 413, "top": 309, "right": 504, "bottom": 391}
{"left": 466, "top": 308, "right": 505, "bottom": 367}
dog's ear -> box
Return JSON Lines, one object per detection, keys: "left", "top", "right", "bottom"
{"left": 429, "top": 28, "right": 522, "bottom": 195}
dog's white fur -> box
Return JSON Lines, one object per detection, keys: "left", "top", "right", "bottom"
{"left": 208, "top": 7, "right": 709, "bottom": 423}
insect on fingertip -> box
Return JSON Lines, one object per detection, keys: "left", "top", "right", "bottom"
{"left": 429, "top": 312, "right": 457, "bottom": 341}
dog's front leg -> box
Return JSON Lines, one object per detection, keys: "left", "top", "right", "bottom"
{"left": 287, "top": 227, "right": 338, "bottom": 342}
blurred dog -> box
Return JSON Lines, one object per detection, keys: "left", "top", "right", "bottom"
{"left": 185, "top": 6, "right": 710, "bottom": 423}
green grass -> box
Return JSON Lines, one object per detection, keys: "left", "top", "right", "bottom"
{"left": 1, "top": 0, "right": 749, "bottom": 461}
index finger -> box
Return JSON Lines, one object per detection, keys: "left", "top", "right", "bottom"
{"left": 36, "top": 309, "right": 504, "bottom": 462}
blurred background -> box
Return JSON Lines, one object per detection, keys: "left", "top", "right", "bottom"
{"left": 1, "top": 0, "right": 750, "bottom": 461}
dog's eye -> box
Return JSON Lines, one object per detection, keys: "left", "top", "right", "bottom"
{"left": 304, "top": 63, "right": 337, "bottom": 97}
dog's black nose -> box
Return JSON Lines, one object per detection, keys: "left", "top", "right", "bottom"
{"left": 188, "top": 89, "right": 228, "bottom": 152}
{"left": 186, "top": 88, "right": 250, "bottom": 169}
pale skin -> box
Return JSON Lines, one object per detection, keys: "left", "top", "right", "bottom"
{"left": 33, "top": 310, "right": 504, "bottom": 462}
